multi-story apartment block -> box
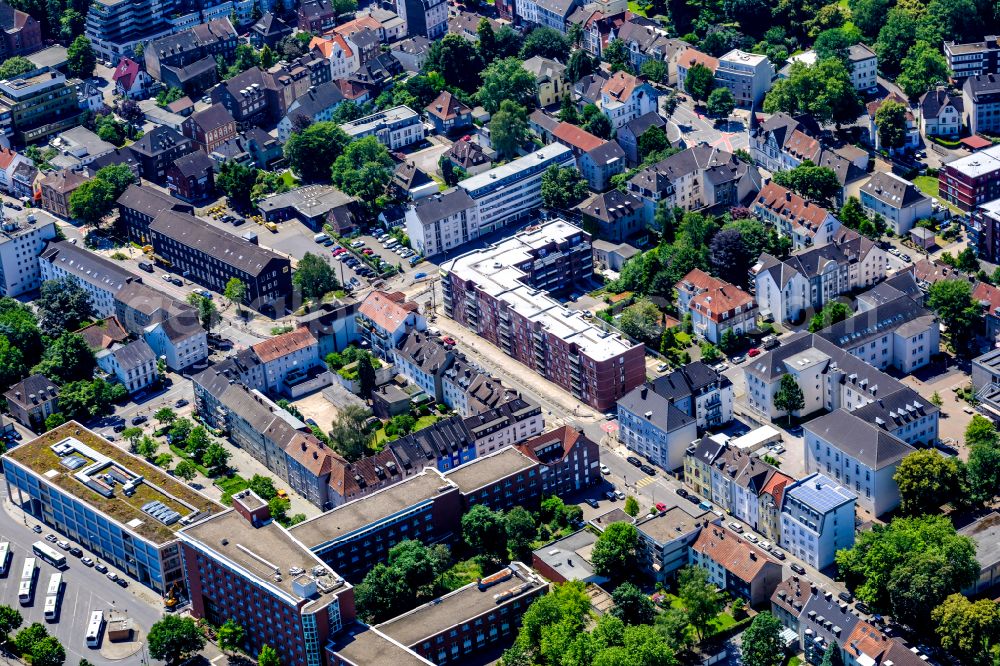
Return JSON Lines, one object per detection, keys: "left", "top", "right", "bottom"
{"left": 635, "top": 507, "right": 715, "bottom": 583}
{"left": 963, "top": 73, "right": 1000, "bottom": 135}
{"left": 356, "top": 289, "right": 427, "bottom": 361}
{"left": 752, "top": 182, "right": 842, "bottom": 250}
{"left": 919, "top": 88, "right": 964, "bottom": 138}
{"left": 457, "top": 144, "right": 576, "bottom": 234}
{"left": 397, "top": 0, "right": 448, "bottom": 38}
{"left": 444, "top": 446, "right": 542, "bottom": 513}
{"left": 3, "top": 423, "right": 222, "bottom": 594}
{"left": 676, "top": 269, "right": 757, "bottom": 344}
{"left": 113, "top": 281, "right": 207, "bottom": 371}
{"left": 0, "top": 209, "right": 57, "bottom": 297}
{"left": 676, "top": 47, "right": 719, "bottom": 97}
{"left": 289, "top": 471, "right": 462, "bottom": 581}
{"left": 143, "top": 19, "right": 237, "bottom": 95}
{"left": 441, "top": 220, "right": 646, "bottom": 411}
{"left": 3, "top": 374, "right": 58, "bottom": 431}
{"left": 946, "top": 35, "right": 1000, "bottom": 81}
{"left": 147, "top": 211, "right": 292, "bottom": 314}
{"left": 129, "top": 126, "right": 196, "bottom": 186}
{"left": 627, "top": 144, "right": 760, "bottom": 223}
{"left": 804, "top": 410, "right": 915, "bottom": 516}
{"left": 744, "top": 332, "right": 939, "bottom": 449}
{"left": 753, "top": 228, "right": 885, "bottom": 324}
{"left": 250, "top": 328, "right": 322, "bottom": 395}
{"left": 689, "top": 525, "right": 783, "bottom": 607}
{"left": 180, "top": 492, "right": 354, "bottom": 666}
{"left": 182, "top": 103, "right": 237, "bottom": 153}
{"left": 39, "top": 240, "right": 139, "bottom": 317}
{"left": 715, "top": 50, "right": 774, "bottom": 108}
{"left": 938, "top": 142, "right": 1000, "bottom": 211}
{"left": 0, "top": 71, "right": 85, "bottom": 145}
{"left": 859, "top": 171, "right": 933, "bottom": 235}
{"left": 277, "top": 81, "right": 346, "bottom": 143}
{"left": 599, "top": 71, "right": 660, "bottom": 129}
{"left": 463, "top": 399, "right": 545, "bottom": 456}
{"left": 779, "top": 473, "right": 856, "bottom": 569}
{"left": 847, "top": 44, "right": 878, "bottom": 91}
{"left": 96, "top": 338, "right": 158, "bottom": 394}
{"left": 514, "top": 0, "right": 579, "bottom": 33}
{"left": 514, "top": 426, "right": 600, "bottom": 497}
{"left": 404, "top": 188, "right": 478, "bottom": 258}
{"left": 340, "top": 106, "right": 424, "bottom": 150}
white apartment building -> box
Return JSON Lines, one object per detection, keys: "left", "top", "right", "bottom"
{"left": 143, "top": 316, "right": 209, "bottom": 372}
{"left": 599, "top": 71, "right": 660, "bottom": 129}
{"left": 341, "top": 105, "right": 425, "bottom": 150}
{"left": 38, "top": 240, "right": 138, "bottom": 317}
{"left": 847, "top": 44, "right": 878, "bottom": 92}
{"left": 780, "top": 473, "right": 856, "bottom": 569}
{"left": 0, "top": 211, "right": 57, "bottom": 297}
{"left": 716, "top": 49, "right": 774, "bottom": 108}
{"left": 404, "top": 188, "right": 478, "bottom": 258}
{"left": 96, "top": 339, "right": 158, "bottom": 394}
{"left": 859, "top": 171, "right": 933, "bottom": 235}
{"left": 250, "top": 328, "right": 322, "bottom": 393}
{"left": 803, "top": 411, "right": 913, "bottom": 516}
{"left": 457, "top": 143, "right": 575, "bottom": 234}
{"left": 310, "top": 33, "right": 360, "bottom": 82}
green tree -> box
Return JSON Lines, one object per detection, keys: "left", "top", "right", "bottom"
{"left": 540, "top": 165, "right": 589, "bottom": 210}
{"left": 44, "top": 413, "right": 66, "bottom": 431}
{"left": 13, "top": 622, "right": 48, "bottom": 656}
{"left": 424, "top": 34, "right": 484, "bottom": 92}
{"left": 329, "top": 404, "right": 372, "bottom": 461}
{"left": 874, "top": 99, "right": 909, "bottom": 150}
{"left": 927, "top": 279, "right": 982, "bottom": 354}
{"left": 640, "top": 59, "right": 668, "bottom": 83}
{"left": 741, "top": 612, "right": 784, "bottom": 666}
{"left": 462, "top": 504, "right": 508, "bottom": 567}
{"left": 0, "top": 335, "right": 26, "bottom": 388}
{"left": 677, "top": 566, "right": 723, "bottom": 640}
{"left": 478, "top": 57, "right": 537, "bottom": 113}
{"left": 619, "top": 299, "right": 663, "bottom": 343}
{"left": 706, "top": 87, "right": 735, "bottom": 117}
{"left": 0, "top": 605, "right": 22, "bottom": 638}
{"left": 773, "top": 373, "right": 805, "bottom": 422}
{"left": 504, "top": 506, "right": 536, "bottom": 561}
{"left": 638, "top": 126, "right": 670, "bottom": 162}
{"left": 258, "top": 645, "right": 281, "bottom": 666}
{"left": 122, "top": 426, "right": 143, "bottom": 451}
{"left": 136, "top": 436, "right": 158, "bottom": 459}
{"left": 33, "top": 333, "right": 95, "bottom": 383}
{"left": 66, "top": 35, "right": 96, "bottom": 78}
{"left": 478, "top": 18, "right": 498, "bottom": 62}
{"left": 293, "top": 252, "right": 339, "bottom": 300}
{"left": 771, "top": 161, "right": 842, "bottom": 205}
{"left": 931, "top": 593, "right": 1000, "bottom": 666}
{"left": 156, "top": 87, "right": 184, "bottom": 107}
{"left": 808, "top": 301, "right": 851, "bottom": 332}
{"left": 201, "top": 442, "right": 230, "bottom": 474}
{"left": 68, "top": 178, "right": 115, "bottom": 225}
{"left": 610, "top": 582, "right": 656, "bottom": 625}
{"left": 217, "top": 619, "right": 245, "bottom": 654}
{"left": 603, "top": 38, "right": 631, "bottom": 73}
{"left": 519, "top": 27, "right": 570, "bottom": 60}
{"left": 330, "top": 137, "right": 395, "bottom": 213}
{"left": 685, "top": 63, "right": 715, "bottom": 102}
{"left": 624, "top": 495, "right": 640, "bottom": 517}
{"left": 591, "top": 522, "right": 639, "bottom": 581}
{"left": 187, "top": 293, "right": 219, "bottom": 330}
{"left": 567, "top": 49, "right": 595, "bottom": 83}
{"left": 874, "top": 8, "right": 917, "bottom": 76}
{"left": 763, "top": 58, "right": 861, "bottom": 125}
{"left": 355, "top": 563, "right": 407, "bottom": 623}
{"left": 821, "top": 642, "right": 845, "bottom": 666}
{"left": 490, "top": 100, "right": 529, "bottom": 159}
{"left": 894, "top": 449, "right": 965, "bottom": 515}
{"left": 268, "top": 496, "right": 290, "bottom": 523}
{"left": 835, "top": 514, "right": 979, "bottom": 625}
{"left": 147, "top": 615, "right": 205, "bottom": 664}
{"left": 581, "top": 103, "right": 612, "bottom": 139}
{"left": 224, "top": 278, "right": 247, "bottom": 316}
{"left": 0, "top": 56, "right": 34, "bottom": 79}
{"left": 248, "top": 474, "right": 278, "bottom": 500}
{"left": 31, "top": 635, "right": 65, "bottom": 666}
{"left": 283, "top": 122, "right": 351, "bottom": 183}
{"left": 897, "top": 41, "right": 951, "bottom": 98}
{"left": 174, "top": 460, "right": 197, "bottom": 482}
{"left": 168, "top": 417, "right": 193, "bottom": 444}
{"left": 966, "top": 416, "right": 1000, "bottom": 503}
{"left": 217, "top": 161, "right": 258, "bottom": 210}
{"left": 0, "top": 298, "right": 43, "bottom": 366}
{"left": 57, "top": 379, "right": 124, "bottom": 420}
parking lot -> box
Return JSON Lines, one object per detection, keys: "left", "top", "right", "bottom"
{"left": 0, "top": 497, "right": 166, "bottom": 665}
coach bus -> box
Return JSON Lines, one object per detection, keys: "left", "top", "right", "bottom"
{"left": 32, "top": 541, "right": 66, "bottom": 569}
{"left": 18, "top": 557, "right": 36, "bottom": 605}
{"left": 85, "top": 611, "right": 105, "bottom": 647}
{"left": 0, "top": 542, "right": 11, "bottom": 576}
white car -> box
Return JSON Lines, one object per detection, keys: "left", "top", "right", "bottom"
{"left": 728, "top": 522, "right": 743, "bottom": 533}
{"left": 600, "top": 464, "right": 611, "bottom": 475}
{"left": 350, "top": 240, "right": 365, "bottom": 248}
{"left": 656, "top": 363, "right": 668, "bottom": 372}
{"left": 614, "top": 490, "right": 626, "bottom": 500}
{"left": 743, "top": 533, "right": 759, "bottom": 543}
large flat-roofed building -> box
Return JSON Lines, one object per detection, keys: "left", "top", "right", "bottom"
{"left": 180, "top": 491, "right": 354, "bottom": 666}
{"left": 374, "top": 562, "right": 547, "bottom": 664}
{"left": 457, "top": 144, "right": 575, "bottom": 234}
{"left": 946, "top": 36, "right": 1000, "bottom": 81}
{"left": 2, "top": 422, "right": 221, "bottom": 594}
{"left": 0, "top": 208, "right": 58, "bottom": 296}
{"left": 331, "top": 627, "right": 435, "bottom": 666}
{"left": 340, "top": 105, "right": 424, "bottom": 150}
{"left": 938, "top": 143, "right": 1000, "bottom": 211}
{"left": 147, "top": 211, "right": 292, "bottom": 314}
{"left": 289, "top": 470, "right": 462, "bottom": 582}
{"left": 636, "top": 506, "right": 714, "bottom": 582}
{"left": 0, "top": 71, "right": 86, "bottom": 144}
{"left": 443, "top": 447, "right": 541, "bottom": 512}
{"left": 440, "top": 220, "right": 646, "bottom": 411}
{"left": 970, "top": 197, "right": 1000, "bottom": 264}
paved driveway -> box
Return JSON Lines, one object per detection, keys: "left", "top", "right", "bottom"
{"left": 669, "top": 102, "right": 749, "bottom": 153}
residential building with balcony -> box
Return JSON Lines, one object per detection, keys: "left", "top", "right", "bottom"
{"left": 440, "top": 220, "right": 646, "bottom": 411}
{"left": 340, "top": 106, "right": 424, "bottom": 150}
{"left": 636, "top": 506, "right": 715, "bottom": 583}
{"left": 0, "top": 208, "right": 57, "bottom": 296}
{"left": 688, "top": 524, "right": 783, "bottom": 607}
{"left": 859, "top": 171, "right": 933, "bottom": 235}
{"left": 39, "top": 240, "right": 139, "bottom": 317}
{"left": 0, "top": 71, "right": 85, "bottom": 145}
{"left": 779, "top": 472, "right": 856, "bottom": 569}
{"left": 676, "top": 269, "right": 757, "bottom": 344}
{"left": 129, "top": 126, "right": 196, "bottom": 186}
{"left": 946, "top": 35, "right": 1000, "bottom": 81}
{"left": 404, "top": 188, "right": 479, "bottom": 259}
{"left": 356, "top": 290, "right": 426, "bottom": 361}
{"left": 514, "top": 426, "right": 600, "bottom": 496}
{"left": 715, "top": 50, "right": 774, "bottom": 108}
{"left": 617, "top": 384, "right": 697, "bottom": 471}
{"left": 751, "top": 182, "right": 842, "bottom": 251}
{"left": 444, "top": 447, "right": 541, "bottom": 513}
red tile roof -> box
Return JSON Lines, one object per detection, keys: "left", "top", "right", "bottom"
{"left": 112, "top": 58, "right": 141, "bottom": 92}
{"left": 552, "top": 122, "right": 605, "bottom": 153}
{"left": 601, "top": 70, "right": 640, "bottom": 103}
{"left": 516, "top": 426, "right": 589, "bottom": 464}
{"left": 677, "top": 47, "right": 718, "bottom": 72}
{"left": 425, "top": 90, "right": 470, "bottom": 122}
{"left": 754, "top": 182, "right": 831, "bottom": 233}
{"left": 689, "top": 284, "right": 755, "bottom": 322}
{"left": 761, "top": 470, "right": 793, "bottom": 506}
{"left": 0, "top": 146, "right": 21, "bottom": 170}
{"left": 359, "top": 290, "right": 417, "bottom": 332}
{"left": 251, "top": 327, "right": 317, "bottom": 363}
{"left": 284, "top": 431, "right": 340, "bottom": 476}
{"left": 691, "top": 525, "right": 777, "bottom": 583}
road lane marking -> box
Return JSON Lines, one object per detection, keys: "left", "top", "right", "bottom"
{"left": 635, "top": 476, "right": 655, "bottom": 488}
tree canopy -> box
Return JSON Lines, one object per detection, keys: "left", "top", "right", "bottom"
{"left": 478, "top": 57, "right": 537, "bottom": 113}
{"left": 591, "top": 522, "right": 639, "bottom": 580}
{"left": 284, "top": 122, "right": 351, "bottom": 183}
{"left": 147, "top": 615, "right": 205, "bottom": 664}
{"left": 540, "top": 165, "right": 589, "bottom": 210}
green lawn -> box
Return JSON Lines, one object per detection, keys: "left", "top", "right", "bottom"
{"left": 439, "top": 559, "right": 482, "bottom": 592}
{"left": 280, "top": 171, "right": 297, "bottom": 188}
{"left": 373, "top": 414, "right": 442, "bottom": 445}
{"left": 787, "top": 657, "right": 803, "bottom": 666}
{"left": 913, "top": 175, "right": 964, "bottom": 215}
{"left": 660, "top": 594, "right": 738, "bottom": 637}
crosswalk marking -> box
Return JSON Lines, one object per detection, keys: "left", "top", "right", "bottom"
{"left": 635, "top": 476, "right": 655, "bottom": 488}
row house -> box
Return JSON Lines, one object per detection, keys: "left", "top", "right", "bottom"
{"left": 250, "top": 327, "right": 323, "bottom": 395}
{"left": 514, "top": 0, "right": 579, "bottom": 33}
{"left": 567, "top": 7, "right": 623, "bottom": 60}
{"left": 752, "top": 227, "right": 885, "bottom": 323}
{"left": 38, "top": 240, "right": 137, "bottom": 317}
{"left": 689, "top": 525, "right": 783, "bottom": 607}
{"left": 675, "top": 268, "right": 758, "bottom": 344}
{"left": 627, "top": 144, "right": 761, "bottom": 224}
{"left": 444, "top": 447, "right": 542, "bottom": 513}
{"left": 514, "top": 426, "right": 600, "bottom": 497}
{"left": 113, "top": 281, "right": 207, "bottom": 371}
{"left": 616, "top": 21, "right": 686, "bottom": 81}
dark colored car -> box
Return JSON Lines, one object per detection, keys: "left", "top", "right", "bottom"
{"left": 676, "top": 488, "right": 688, "bottom": 497}
{"left": 584, "top": 498, "right": 600, "bottom": 508}
{"left": 855, "top": 602, "right": 871, "bottom": 614}
{"left": 69, "top": 547, "right": 83, "bottom": 557}
{"left": 113, "top": 424, "right": 126, "bottom": 433}
{"left": 838, "top": 591, "right": 854, "bottom": 603}
{"left": 626, "top": 456, "right": 642, "bottom": 467}
{"left": 175, "top": 399, "right": 189, "bottom": 408}
{"left": 790, "top": 563, "right": 806, "bottom": 575}
{"left": 116, "top": 578, "right": 128, "bottom": 588}
{"left": 640, "top": 464, "right": 656, "bottom": 476}
{"left": 131, "top": 415, "right": 147, "bottom": 425}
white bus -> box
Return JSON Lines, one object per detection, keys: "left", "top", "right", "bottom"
{"left": 43, "top": 596, "right": 58, "bottom": 621}
{"left": 18, "top": 557, "right": 36, "bottom": 605}
{"left": 31, "top": 541, "right": 66, "bottom": 569}
{"left": 45, "top": 572, "right": 63, "bottom": 597}
{"left": 85, "top": 611, "right": 105, "bottom": 648}
{"left": 0, "top": 542, "right": 10, "bottom": 576}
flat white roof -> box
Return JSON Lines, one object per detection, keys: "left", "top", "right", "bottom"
{"left": 720, "top": 49, "right": 769, "bottom": 66}
{"left": 945, "top": 143, "right": 1000, "bottom": 178}
{"left": 442, "top": 220, "right": 639, "bottom": 362}
{"left": 457, "top": 143, "right": 573, "bottom": 192}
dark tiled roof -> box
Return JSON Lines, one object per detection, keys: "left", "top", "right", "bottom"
{"left": 148, "top": 211, "right": 286, "bottom": 277}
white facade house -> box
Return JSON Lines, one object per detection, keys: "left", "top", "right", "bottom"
{"left": 859, "top": 171, "right": 933, "bottom": 235}
{"left": 96, "top": 339, "right": 158, "bottom": 394}
{"left": 340, "top": 106, "right": 425, "bottom": 150}
{"left": 919, "top": 88, "right": 964, "bottom": 138}
{"left": 143, "top": 316, "right": 209, "bottom": 372}
{"left": 457, "top": 143, "right": 575, "bottom": 234}
{"left": 250, "top": 328, "right": 322, "bottom": 394}
{"left": 803, "top": 411, "right": 914, "bottom": 517}
{"left": 676, "top": 269, "right": 757, "bottom": 345}
{"left": 0, "top": 211, "right": 57, "bottom": 297}
{"left": 716, "top": 49, "right": 774, "bottom": 108}
{"left": 0, "top": 148, "right": 33, "bottom": 193}
{"left": 752, "top": 182, "right": 842, "bottom": 251}
{"left": 599, "top": 71, "right": 660, "bottom": 129}
{"left": 404, "top": 188, "right": 479, "bottom": 259}
{"left": 38, "top": 240, "right": 138, "bottom": 317}
{"left": 780, "top": 473, "right": 856, "bottom": 569}
{"left": 357, "top": 290, "right": 427, "bottom": 361}
{"left": 847, "top": 44, "right": 878, "bottom": 92}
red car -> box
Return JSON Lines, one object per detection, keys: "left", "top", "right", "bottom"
{"left": 332, "top": 247, "right": 346, "bottom": 255}
{"left": 362, "top": 248, "right": 374, "bottom": 255}
{"left": 442, "top": 336, "right": 456, "bottom": 345}
{"left": 748, "top": 348, "right": 762, "bottom": 357}
{"left": 655, "top": 502, "right": 667, "bottom": 512}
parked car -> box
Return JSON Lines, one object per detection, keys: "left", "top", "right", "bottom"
{"left": 600, "top": 464, "right": 611, "bottom": 475}
{"left": 32, "top": 525, "right": 42, "bottom": 533}
{"left": 116, "top": 578, "right": 128, "bottom": 588}
{"left": 855, "top": 602, "right": 871, "bottom": 614}
{"left": 626, "top": 456, "right": 642, "bottom": 467}
{"left": 743, "top": 533, "right": 758, "bottom": 543}
{"left": 731, "top": 355, "right": 745, "bottom": 364}
{"left": 655, "top": 502, "right": 667, "bottom": 512}
{"left": 81, "top": 557, "right": 94, "bottom": 567}
{"left": 606, "top": 490, "right": 618, "bottom": 501}
{"left": 838, "top": 591, "right": 854, "bottom": 603}
{"left": 442, "top": 336, "right": 456, "bottom": 346}
{"left": 131, "top": 415, "right": 147, "bottom": 425}
{"left": 790, "top": 563, "right": 806, "bottom": 575}
{"left": 656, "top": 363, "right": 668, "bottom": 372}
{"left": 106, "top": 572, "right": 118, "bottom": 582}
{"left": 772, "top": 550, "right": 786, "bottom": 560}
{"left": 728, "top": 522, "right": 743, "bottom": 533}
{"left": 45, "top": 534, "right": 57, "bottom": 543}
{"left": 676, "top": 488, "right": 688, "bottom": 498}
{"left": 57, "top": 540, "right": 70, "bottom": 550}
{"left": 113, "top": 423, "right": 126, "bottom": 432}
{"left": 70, "top": 547, "right": 83, "bottom": 557}
{"left": 747, "top": 348, "right": 762, "bottom": 357}
{"left": 640, "top": 464, "right": 656, "bottom": 476}
{"left": 585, "top": 498, "right": 600, "bottom": 508}
{"left": 175, "top": 399, "right": 188, "bottom": 408}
